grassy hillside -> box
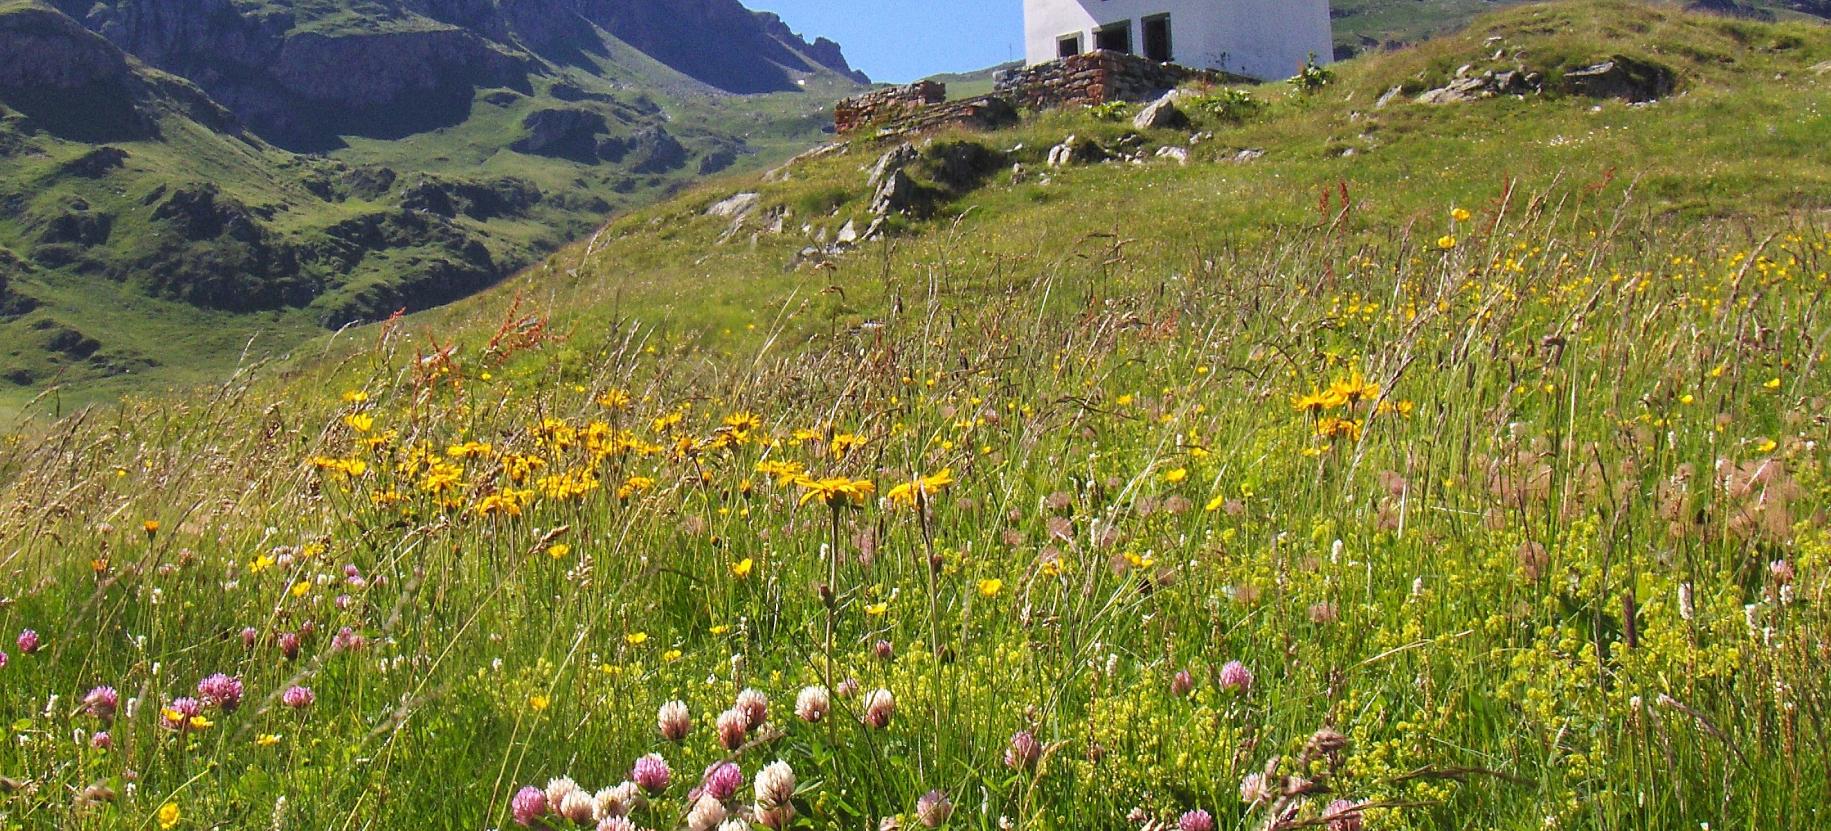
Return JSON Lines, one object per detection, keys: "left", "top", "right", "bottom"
{"left": 1332, "top": 0, "right": 1828, "bottom": 55}
{"left": 0, "top": 0, "right": 864, "bottom": 414}
{"left": 1, "top": 2, "right": 1829, "bottom": 830}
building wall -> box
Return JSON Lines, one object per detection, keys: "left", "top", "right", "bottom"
{"left": 1022, "top": 0, "right": 1332, "bottom": 81}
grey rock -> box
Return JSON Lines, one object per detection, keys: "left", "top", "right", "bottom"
{"left": 1132, "top": 93, "right": 1190, "bottom": 131}
{"left": 870, "top": 168, "right": 922, "bottom": 215}
{"left": 706, "top": 192, "right": 761, "bottom": 219}
{"left": 1154, "top": 146, "right": 1189, "bottom": 165}
{"left": 1232, "top": 148, "right": 1266, "bottom": 163}
{"left": 867, "top": 142, "right": 918, "bottom": 188}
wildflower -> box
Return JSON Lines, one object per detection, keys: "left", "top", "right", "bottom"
{"left": 143, "top": 520, "right": 160, "bottom": 536}
{"left": 625, "top": 631, "right": 649, "bottom": 646}
{"left": 875, "top": 640, "right": 895, "bottom": 660}
{"left": 343, "top": 413, "right": 375, "bottom": 433}
{"left": 256, "top": 733, "right": 281, "bottom": 747}
{"left": 795, "top": 686, "right": 830, "bottom": 722}
{"left": 158, "top": 802, "right": 181, "bottom": 830}
{"left": 863, "top": 688, "right": 895, "bottom": 729}
{"left": 547, "top": 543, "right": 572, "bottom": 560}
{"left": 560, "top": 789, "right": 598, "bottom": 825}
{"left": 1171, "top": 670, "right": 1195, "bottom": 697}
{"left": 528, "top": 694, "right": 550, "bottom": 712}
{"left": 1770, "top": 559, "right": 1795, "bottom": 584}
{"left": 885, "top": 469, "right": 955, "bottom": 510}
{"left": 92, "top": 731, "right": 111, "bottom": 749}
{"left": 836, "top": 677, "right": 860, "bottom": 698}
{"left": 279, "top": 632, "right": 302, "bottom": 661}
{"left": 977, "top": 578, "right": 1004, "bottom": 598}
{"left": 603, "top": 783, "right": 648, "bottom": 820}
{"left": 332, "top": 627, "right": 366, "bottom": 652}
{"left": 15, "top": 629, "right": 39, "bottom": 654}
{"left": 161, "top": 698, "right": 203, "bottom": 731}
{"left": 1162, "top": 467, "right": 1188, "bottom": 484}
{"left": 84, "top": 686, "right": 119, "bottom": 720}
{"left": 717, "top": 707, "right": 750, "bottom": 750}
{"left": 795, "top": 475, "right": 876, "bottom": 509}
{"left": 281, "top": 685, "right": 315, "bottom": 709}
{"left": 197, "top": 674, "right": 244, "bottom": 712}
{"left": 1322, "top": 800, "right": 1364, "bottom": 831}
{"left": 703, "top": 762, "right": 744, "bottom": 801}
{"left": 1005, "top": 731, "right": 1041, "bottom": 770}
{"left": 1239, "top": 772, "right": 1274, "bottom": 805}
{"left": 1290, "top": 388, "right": 1344, "bottom": 416}
{"left": 658, "top": 700, "right": 692, "bottom": 741}
{"left": 754, "top": 760, "right": 796, "bottom": 829}
{"left": 1437, "top": 235, "right": 1457, "bottom": 250}
{"left": 1179, "top": 810, "right": 1215, "bottom": 831}
{"left": 598, "top": 817, "right": 638, "bottom": 831}
{"left": 1451, "top": 207, "right": 1472, "bottom": 222}
{"left": 687, "top": 794, "right": 728, "bottom": 831}
{"left": 731, "top": 558, "right": 754, "bottom": 578}
{"left": 511, "top": 786, "right": 549, "bottom": 827}
{"left": 916, "top": 790, "right": 953, "bottom": 828}
{"left": 545, "top": 778, "right": 583, "bottom": 811}
{"left": 866, "top": 601, "right": 889, "bottom": 617}
{"left": 1219, "top": 661, "right": 1254, "bottom": 694}
{"left": 633, "top": 753, "right": 672, "bottom": 793}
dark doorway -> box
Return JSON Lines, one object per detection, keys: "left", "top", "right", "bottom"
{"left": 1094, "top": 21, "right": 1132, "bottom": 54}
{"left": 1058, "top": 34, "right": 1083, "bottom": 58}
{"left": 1143, "top": 15, "right": 1173, "bottom": 63}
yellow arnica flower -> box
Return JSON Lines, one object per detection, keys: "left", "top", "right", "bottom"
{"left": 1329, "top": 372, "right": 1381, "bottom": 406}
{"left": 885, "top": 469, "right": 955, "bottom": 510}
{"left": 1291, "top": 388, "right": 1346, "bottom": 416}
{"left": 978, "top": 578, "right": 1004, "bottom": 598}
{"left": 795, "top": 476, "right": 876, "bottom": 508}
{"left": 731, "top": 558, "right": 754, "bottom": 578}
{"left": 158, "top": 802, "right": 181, "bottom": 830}
{"left": 343, "top": 413, "right": 375, "bottom": 433}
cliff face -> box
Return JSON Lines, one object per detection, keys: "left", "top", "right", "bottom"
{"left": 42, "top": 0, "right": 867, "bottom": 148}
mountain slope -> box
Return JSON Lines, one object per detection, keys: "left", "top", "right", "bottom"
{"left": 1333, "top": 0, "right": 1830, "bottom": 56}
{"left": 0, "top": 0, "right": 866, "bottom": 403}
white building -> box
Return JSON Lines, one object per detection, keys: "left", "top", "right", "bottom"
{"left": 1022, "top": 0, "right": 1334, "bottom": 81}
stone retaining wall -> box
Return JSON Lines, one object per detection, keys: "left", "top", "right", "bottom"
{"left": 993, "top": 51, "right": 1241, "bottom": 110}
{"left": 833, "top": 81, "right": 946, "bottom": 134}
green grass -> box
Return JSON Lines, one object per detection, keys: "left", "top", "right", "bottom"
{"left": 0, "top": 2, "right": 1829, "bottom": 829}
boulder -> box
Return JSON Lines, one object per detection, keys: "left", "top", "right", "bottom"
{"left": 1154, "top": 146, "right": 1190, "bottom": 165}
{"left": 1132, "top": 93, "right": 1190, "bottom": 131}
{"left": 870, "top": 169, "right": 922, "bottom": 216}
{"left": 1046, "top": 135, "right": 1109, "bottom": 167}
{"left": 867, "top": 143, "right": 918, "bottom": 188}
{"left": 1561, "top": 56, "right": 1675, "bottom": 102}
{"left": 706, "top": 192, "right": 762, "bottom": 220}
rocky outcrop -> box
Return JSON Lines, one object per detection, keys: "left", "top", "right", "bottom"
{"left": 0, "top": 5, "right": 133, "bottom": 91}
{"left": 1561, "top": 56, "right": 1676, "bottom": 102}
{"left": 1132, "top": 93, "right": 1190, "bottom": 131}
{"left": 513, "top": 108, "right": 611, "bottom": 160}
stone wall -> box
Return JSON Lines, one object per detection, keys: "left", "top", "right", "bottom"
{"left": 833, "top": 81, "right": 946, "bottom": 134}
{"left": 993, "top": 50, "right": 1242, "bottom": 110}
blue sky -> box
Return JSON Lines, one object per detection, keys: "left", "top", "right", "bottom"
{"left": 748, "top": 1, "right": 1025, "bottom": 83}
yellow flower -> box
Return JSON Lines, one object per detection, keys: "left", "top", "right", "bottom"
{"left": 1204, "top": 495, "right": 1227, "bottom": 512}
{"left": 626, "top": 632, "right": 649, "bottom": 646}
{"left": 340, "top": 390, "right": 369, "bottom": 404}
{"left": 343, "top": 413, "right": 375, "bottom": 433}
{"left": 710, "top": 624, "right": 732, "bottom": 635}
{"left": 158, "top": 802, "right": 181, "bottom": 830}
{"left": 1757, "top": 439, "right": 1779, "bottom": 453}
{"left": 256, "top": 733, "right": 282, "bottom": 747}
{"left": 794, "top": 476, "right": 876, "bottom": 509}
{"left": 885, "top": 468, "right": 956, "bottom": 510}
{"left": 1437, "top": 235, "right": 1457, "bottom": 250}
{"left": 1291, "top": 388, "right": 1346, "bottom": 416}
{"left": 1451, "top": 207, "right": 1472, "bottom": 222}
{"left": 663, "top": 649, "right": 683, "bottom": 663}
{"left": 547, "top": 544, "right": 572, "bottom": 560}
{"left": 1123, "top": 551, "right": 1156, "bottom": 570}
{"left": 977, "top": 578, "right": 1004, "bottom": 598}
{"left": 143, "top": 520, "right": 161, "bottom": 535}
{"left": 597, "top": 388, "right": 632, "bottom": 410}
{"left": 290, "top": 581, "right": 310, "bottom": 598}
{"left": 529, "top": 694, "right": 551, "bottom": 712}
{"left": 865, "top": 602, "right": 889, "bottom": 616}
{"left": 830, "top": 433, "right": 869, "bottom": 459}
{"left": 731, "top": 558, "right": 754, "bottom": 578}
{"left": 1162, "top": 468, "right": 1188, "bottom": 484}
{"left": 1764, "top": 377, "right": 1782, "bottom": 390}
{"left": 247, "top": 554, "right": 275, "bottom": 575}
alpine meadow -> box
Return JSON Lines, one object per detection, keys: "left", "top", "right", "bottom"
{"left": 2, "top": 2, "right": 1830, "bottom": 831}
